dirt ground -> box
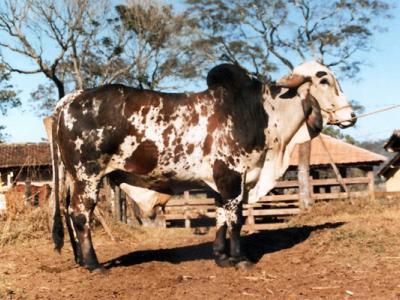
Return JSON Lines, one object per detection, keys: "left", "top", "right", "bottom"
{"left": 2, "top": 197, "right": 400, "bottom": 300}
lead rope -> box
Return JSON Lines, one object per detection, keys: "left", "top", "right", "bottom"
{"left": 329, "top": 103, "right": 400, "bottom": 125}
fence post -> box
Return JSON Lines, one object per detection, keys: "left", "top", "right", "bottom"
{"left": 24, "top": 178, "right": 32, "bottom": 207}
{"left": 367, "top": 170, "right": 375, "bottom": 201}
{"left": 113, "top": 185, "right": 121, "bottom": 221}
{"left": 184, "top": 191, "right": 191, "bottom": 228}
{"left": 246, "top": 204, "right": 255, "bottom": 232}
{"left": 298, "top": 141, "right": 313, "bottom": 210}
{"left": 121, "top": 191, "right": 127, "bottom": 223}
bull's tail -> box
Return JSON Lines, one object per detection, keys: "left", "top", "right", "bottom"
{"left": 43, "top": 116, "right": 64, "bottom": 252}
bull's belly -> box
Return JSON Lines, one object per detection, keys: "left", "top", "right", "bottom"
{"left": 108, "top": 153, "right": 262, "bottom": 196}
{"left": 107, "top": 169, "right": 210, "bottom": 195}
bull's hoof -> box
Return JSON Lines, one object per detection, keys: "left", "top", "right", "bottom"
{"left": 86, "top": 264, "right": 107, "bottom": 274}
{"left": 228, "top": 256, "right": 254, "bottom": 271}
{"left": 92, "top": 267, "right": 108, "bottom": 275}
{"left": 234, "top": 259, "right": 254, "bottom": 271}
{"left": 214, "top": 254, "right": 232, "bottom": 268}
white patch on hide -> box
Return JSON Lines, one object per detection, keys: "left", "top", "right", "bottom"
{"left": 55, "top": 90, "right": 83, "bottom": 111}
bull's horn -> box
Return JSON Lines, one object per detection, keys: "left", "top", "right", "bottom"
{"left": 276, "top": 74, "right": 309, "bottom": 88}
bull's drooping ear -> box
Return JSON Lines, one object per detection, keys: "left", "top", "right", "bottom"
{"left": 276, "top": 74, "right": 309, "bottom": 88}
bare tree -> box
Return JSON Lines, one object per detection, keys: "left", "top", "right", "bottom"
{"left": 115, "top": 0, "right": 200, "bottom": 90}
{"left": 186, "top": 0, "right": 392, "bottom": 78}
{"left": 0, "top": 0, "right": 202, "bottom": 116}
{"left": 0, "top": 0, "right": 102, "bottom": 99}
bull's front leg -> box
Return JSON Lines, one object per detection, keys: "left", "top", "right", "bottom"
{"left": 223, "top": 197, "right": 253, "bottom": 269}
{"left": 213, "top": 198, "right": 229, "bottom": 267}
{"left": 212, "top": 160, "right": 253, "bottom": 269}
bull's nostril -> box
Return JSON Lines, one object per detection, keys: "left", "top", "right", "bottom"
{"left": 351, "top": 112, "right": 356, "bottom": 118}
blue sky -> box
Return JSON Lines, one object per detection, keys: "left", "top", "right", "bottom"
{"left": 1, "top": 2, "right": 399, "bottom": 143}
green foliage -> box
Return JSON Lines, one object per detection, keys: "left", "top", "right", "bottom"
{"left": 0, "top": 64, "right": 20, "bottom": 114}
{"left": 322, "top": 126, "right": 357, "bottom": 144}
{"left": 0, "top": 63, "right": 20, "bottom": 142}
{"left": 186, "top": 0, "right": 393, "bottom": 79}
{"left": 114, "top": 2, "right": 201, "bottom": 90}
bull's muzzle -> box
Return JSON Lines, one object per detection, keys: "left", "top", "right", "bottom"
{"left": 337, "top": 112, "right": 357, "bottom": 129}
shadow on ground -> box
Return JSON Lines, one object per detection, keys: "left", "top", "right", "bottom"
{"left": 104, "top": 221, "right": 344, "bottom": 269}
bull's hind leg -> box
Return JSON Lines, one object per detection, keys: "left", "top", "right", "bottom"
{"left": 63, "top": 187, "right": 84, "bottom": 266}
{"left": 70, "top": 179, "right": 103, "bottom": 272}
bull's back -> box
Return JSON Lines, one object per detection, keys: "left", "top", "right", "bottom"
{"left": 57, "top": 84, "right": 212, "bottom": 180}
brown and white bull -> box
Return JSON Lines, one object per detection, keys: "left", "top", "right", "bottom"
{"left": 46, "top": 61, "right": 356, "bottom": 272}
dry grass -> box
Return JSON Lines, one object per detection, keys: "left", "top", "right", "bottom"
{"left": 288, "top": 195, "right": 400, "bottom": 265}
{"left": 0, "top": 208, "right": 50, "bottom": 247}
{"left": 289, "top": 195, "right": 400, "bottom": 226}
{"left": 93, "top": 203, "right": 200, "bottom": 247}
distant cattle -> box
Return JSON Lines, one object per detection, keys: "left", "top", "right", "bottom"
{"left": 45, "top": 61, "right": 356, "bottom": 272}
{"left": 5, "top": 183, "right": 51, "bottom": 214}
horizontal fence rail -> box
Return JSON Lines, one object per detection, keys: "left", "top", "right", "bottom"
{"left": 163, "top": 174, "right": 374, "bottom": 231}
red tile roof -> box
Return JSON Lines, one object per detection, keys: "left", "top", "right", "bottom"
{"left": 0, "top": 143, "right": 51, "bottom": 168}
{"left": 290, "top": 134, "right": 387, "bottom": 167}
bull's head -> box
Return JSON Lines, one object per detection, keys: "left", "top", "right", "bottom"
{"left": 277, "top": 61, "right": 357, "bottom": 129}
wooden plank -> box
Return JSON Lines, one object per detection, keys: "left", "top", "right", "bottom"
{"left": 165, "top": 204, "right": 215, "bottom": 212}
{"left": 167, "top": 198, "right": 215, "bottom": 206}
{"left": 164, "top": 211, "right": 216, "bottom": 220}
{"left": 259, "top": 194, "right": 300, "bottom": 202}
{"left": 274, "top": 177, "right": 370, "bottom": 189}
{"left": 312, "top": 191, "right": 369, "bottom": 200}
{"left": 242, "top": 208, "right": 300, "bottom": 216}
{"left": 312, "top": 177, "right": 370, "bottom": 186}
{"left": 165, "top": 207, "right": 300, "bottom": 220}
{"left": 275, "top": 180, "right": 300, "bottom": 188}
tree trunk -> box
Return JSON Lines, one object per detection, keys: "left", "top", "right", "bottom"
{"left": 298, "top": 141, "right": 313, "bottom": 210}
{"left": 53, "top": 76, "right": 65, "bottom": 99}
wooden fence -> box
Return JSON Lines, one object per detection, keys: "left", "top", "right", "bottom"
{"left": 163, "top": 175, "right": 374, "bottom": 231}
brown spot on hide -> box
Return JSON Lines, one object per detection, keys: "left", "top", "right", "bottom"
{"left": 124, "top": 140, "right": 159, "bottom": 174}
{"left": 187, "top": 144, "right": 194, "bottom": 155}
{"left": 173, "top": 144, "right": 184, "bottom": 163}
{"left": 162, "top": 171, "right": 177, "bottom": 178}
{"left": 203, "top": 134, "right": 213, "bottom": 155}
{"left": 123, "top": 89, "right": 161, "bottom": 118}
{"left": 200, "top": 105, "right": 207, "bottom": 116}
{"left": 162, "top": 125, "right": 174, "bottom": 148}
{"left": 191, "top": 112, "right": 199, "bottom": 125}
{"left": 207, "top": 114, "right": 219, "bottom": 133}
{"left": 141, "top": 106, "right": 150, "bottom": 117}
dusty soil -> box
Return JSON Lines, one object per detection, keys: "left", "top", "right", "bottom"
{"left": 2, "top": 197, "right": 400, "bottom": 300}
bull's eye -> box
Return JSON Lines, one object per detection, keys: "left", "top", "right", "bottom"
{"left": 320, "top": 79, "right": 330, "bottom": 85}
